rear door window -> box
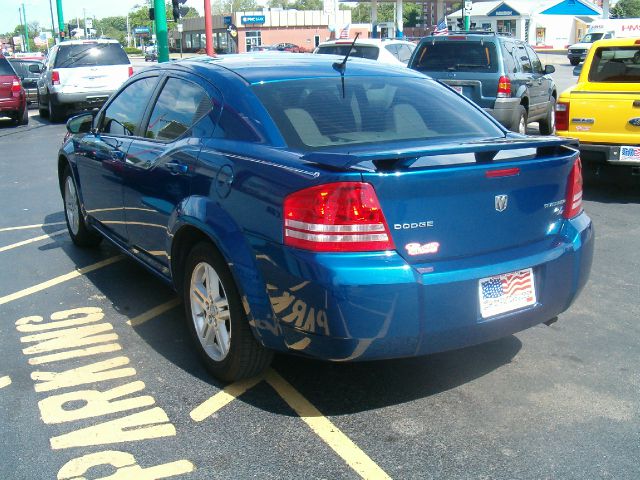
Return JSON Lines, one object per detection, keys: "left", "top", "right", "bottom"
{"left": 501, "top": 42, "right": 517, "bottom": 74}
{"left": 589, "top": 46, "right": 640, "bottom": 82}
{"left": 396, "top": 44, "right": 415, "bottom": 63}
{"left": 54, "top": 43, "right": 129, "bottom": 68}
{"left": 316, "top": 45, "right": 380, "bottom": 60}
{"left": 412, "top": 41, "right": 498, "bottom": 72}
{"left": 515, "top": 44, "right": 532, "bottom": 73}
{"left": 145, "top": 78, "right": 212, "bottom": 141}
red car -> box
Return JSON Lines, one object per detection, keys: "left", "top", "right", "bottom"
{"left": 0, "top": 54, "right": 28, "bottom": 126}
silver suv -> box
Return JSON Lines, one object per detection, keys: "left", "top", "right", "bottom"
{"left": 37, "top": 39, "right": 132, "bottom": 122}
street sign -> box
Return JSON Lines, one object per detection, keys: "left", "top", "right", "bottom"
{"left": 177, "top": 23, "right": 183, "bottom": 33}
{"left": 464, "top": 1, "right": 472, "bottom": 12}
{"left": 133, "top": 26, "right": 151, "bottom": 34}
{"left": 86, "top": 18, "right": 93, "bottom": 29}
{"left": 223, "top": 16, "right": 232, "bottom": 26}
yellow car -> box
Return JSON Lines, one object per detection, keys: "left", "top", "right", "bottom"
{"left": 556, "top": 38, "right": 640, "bottom": 175}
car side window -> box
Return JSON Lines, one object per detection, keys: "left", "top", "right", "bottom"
{"left": 515, "top": 44, "right": 532, "bottom": 73}
{"left": 525, "top": 45, "right": 544, "bottom": 74}
{"left": 397, "top": 45, "right": 414, "bottom": 63}
{"left": 501, "top": 42, "right": 517, "bottom": 73}
{"left": 100, "top": 77, "right": 157, "bottom": 136}
{"left": 385, "top": 44, "right": 400, "bottom": 60}
{"left": 145, "top": 77, "right": 212, "bottom": 142}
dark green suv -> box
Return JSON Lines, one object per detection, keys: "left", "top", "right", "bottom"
{"left": 408, "top": 32, "right": 557, "bottom": 134}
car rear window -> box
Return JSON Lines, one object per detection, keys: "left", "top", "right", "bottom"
{"left": 412, "top": 41, "right": 498, "bottom": 73}
{"left": 588, "top": 46, "right": 640, "bottom": 83}
{"left": 252, "top": 76, "right": 503, "bottom": 151}
{"left": 54, "top": 43, "right": 129, "bottom": 68}
{"left": 316, "top": 45, "right": 379, "bottom": 61}
{"left": 8, "top": 60, "right": 39, "bottom": 77}
{"left": 0, "top": 57, "right": 16, "bottom": 75}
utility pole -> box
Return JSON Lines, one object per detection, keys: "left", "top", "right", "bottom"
{"left": 204, "top": 0, "right": 213, "bottom": 56}
{"left": 55, "top": 0, "right": 64, "bottom": 41}
{"left": 22, "top": 3, "right": 30, "bottom": 52}
{"left": 83, "top": 8, "right": 87, "bottom": 38}
{"left": 48, "top": 0, "right": 57, "bottom": 42}
{"left": 154, "top": 0, "right": 169, "bottom": 62}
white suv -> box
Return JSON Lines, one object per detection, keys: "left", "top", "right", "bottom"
{"left": 37, "top": 39, "right": 132, "bottom": 122}
{"left": 314, "top": 38, "right": 416, "bottom": 66}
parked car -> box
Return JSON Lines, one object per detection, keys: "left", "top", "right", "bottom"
{"left": 408, "top": 32, "right": 557, "bottom": 134}
{"left": 0, "top": 54, "right": 28, "bottom": 125}
{"left": 59, "top": 53, "right": 593, "bottom": 382}
{"left": 8, "top": 57, "right": 44, "bottom": 106}
{"left": 144, "top": 50, "right": 158, "bottom": 62}
{"left": 314, "top": 38, "right": 416, "bottom": 65}
{"left": 556, "top": 37, "right": 640, "bottom": 178}
{"left": 37, "top": 39, "right": 133, "bottom": 122}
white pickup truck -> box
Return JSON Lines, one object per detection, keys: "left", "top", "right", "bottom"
{"left": 567, "top": 18, "right": 640, "bottom": 65}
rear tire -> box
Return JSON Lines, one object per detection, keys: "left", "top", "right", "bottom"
{"left": 513, "top": 106, "right": 528, "bottom": 134}
{"left": 48, "top": 98, "right": 63, "bottom": 123}
{"left": 538, "top": 98, "right": 556, "bottom": 135}
{"left": 62, "top": 167, "right": 102, "bottom": 248}
{"left": 38, "top": 93, "right": 48, "bottom": 118}
{"left": 183, "top": 242, "right": 272, "bottom": 382}
{"left": 17, "top": 105, "right": 29, "bottom": 126}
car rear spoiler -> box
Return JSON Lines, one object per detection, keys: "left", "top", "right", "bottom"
{"left": 300, "top": 136, "right": 579, "bottom": 171}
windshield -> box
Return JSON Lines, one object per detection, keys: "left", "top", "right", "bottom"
{"left": 581, "top": 33, "right": 604, "bottom": 43}
{"left": 54, "top": 43, "right": 129, "bottom": 68}
{"left": 9, "top": 60, "right": 40, "bottom": 77}
{"left": 412, "top": 42, "right": 498, "bottom": 72}
{"left": 316, "top": 45, "right": 379, "bottom": 61}
{"left": 252, "top": 76, "right": 503, "bottom": 151}
{"left": 0, "top": 57, "right": 15, "bottom": 76}
{"left": 588, "top": 46, "right": 640, "bottom": 82}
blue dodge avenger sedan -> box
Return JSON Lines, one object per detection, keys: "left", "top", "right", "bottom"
{"left": 59, "top": 53, "right": 593, "bottom": 381}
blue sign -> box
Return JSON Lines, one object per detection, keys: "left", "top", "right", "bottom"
{"left": 241, "top": 15, "right": 265, "bottom": 25}
{"left": 133, "top": 26, "right": 151, "bottom": 34}
{"left": 224, "top": 16, "right": 232, "bottom": 26}
{"left": 488, "top": 3, "right": 520, "bottom": 17}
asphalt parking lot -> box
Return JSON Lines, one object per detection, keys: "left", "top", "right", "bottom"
{"left": 0, "top": 61, "right": 639, "bottom": 480}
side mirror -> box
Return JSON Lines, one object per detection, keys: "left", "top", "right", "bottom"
{"left": 28, "top": 63, "right": 42, "bottom": 74}
{"left": 544, "top": 64, "right": 555, "bottom": 74}
{"left": 572, "top": 64, "right": 583, "bottom": 76}
{"left": 66, "top": 113, "right": 94, "bottom": 135}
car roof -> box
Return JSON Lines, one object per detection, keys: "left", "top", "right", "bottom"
{"left": 57, "top": 39, "right": 122, "bottom": 46}
{"left": 177, "top": 52, "right": 424, "bottom": 84}
{"left": 318, "top": 38, "right": 415, "bottom": 47}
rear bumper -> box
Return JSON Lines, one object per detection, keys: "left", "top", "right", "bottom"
{"left": 0, "top": 96, "right": 25, "bottom": 114}
{"left": 50, "top": 90, "right": 114, "bottom": 110}
{"left": 485, "top": 97, "right": 520, "bottom": 129}
{"left": 576, "top": 142, "right": 640, "bottom": 166}
{"left": 254, "top": 213, "right": 594, "bottom": 361}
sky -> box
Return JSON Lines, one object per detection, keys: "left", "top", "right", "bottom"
{"left": 0, "top": 0, "right": 207, "bottom": 35}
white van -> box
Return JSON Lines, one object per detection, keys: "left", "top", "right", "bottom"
{"left": 567, "top": 18, "right": 640, "bottom": 65}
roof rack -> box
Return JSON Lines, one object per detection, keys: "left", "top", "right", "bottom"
{"left": 446, "top": 30, "right": 512, "bottom": 37}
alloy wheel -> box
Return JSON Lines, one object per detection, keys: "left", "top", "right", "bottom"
{"left": 64, "top": 176, "right": 80, "bottom": 235}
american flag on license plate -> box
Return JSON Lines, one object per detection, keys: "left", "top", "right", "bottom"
{"left": 482, "top": 271, "right": 533, "bottom": 302}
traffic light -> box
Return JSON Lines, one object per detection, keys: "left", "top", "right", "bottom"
{"left": 149, "top": 8, "right": 155, "bottom": 21}
{"left": 456, "top": 18, "right": 464, "bottom": 30}
{"left": 172, "top": 0, "right": 187, "bottom": 22}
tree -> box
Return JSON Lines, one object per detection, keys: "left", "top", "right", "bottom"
{"left": 611, "top": 0, "right": 640, "bottom": 18}
{"left": 213, "top": 0, "right": 261, "bottom": 14}
{"left": 290, "top": 0, "right": 323, "bottom": 10}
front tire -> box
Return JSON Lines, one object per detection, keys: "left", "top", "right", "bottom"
{"left": 183, "top": 242, "right": 272, "bottom": 382}
{"left": 62, "top": 167, "right": 102, "bottom": 247}
{"left": 538, "top": 98, "right": 556, "bottom": 135}
{"left": 570, "top": 58, "right": 580, "bottom": 66}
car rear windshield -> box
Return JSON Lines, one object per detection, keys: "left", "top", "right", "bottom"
{"left": 252, "top": 76, "right": 503, "bottom": 151}
{"left": 588, "top": 46, "right": 640, "bottom": 83}
{"left": 9, "top": 60, "right": 38, "bottom": 77}
{"left": 412, "top": 41, "right": 498, "bottom": 73}
{"left": 316, "top": 45, "right": 379, "bottom": 61}
{"left": 0, "top": 57, "right": 15, "bottom": 75}
{"left": 54, "top": 43, "right": 129, "bottom": 68}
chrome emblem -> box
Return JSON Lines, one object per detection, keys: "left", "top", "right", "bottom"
{"left": 629, "top": 118, "right": 640, "bottom": 127}
{"left": 495, "top": 195, "right": 508, "bottom": 212}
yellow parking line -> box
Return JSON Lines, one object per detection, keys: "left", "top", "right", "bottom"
{"left": 127, "top": 298, "right": 182, "bottom": 327}
{"left": 0, "top": 222, "right": 66, "bottom": 232}
{"left": 190, "top": 375, "right": 264, "bottom": 422}
{"left": 0, "top": 256, "right": 124, "bottom": 306}
{"left": 0, "top": 229, "right": 67, "bottom": 253}
{"left": 0, "top": 376, "right": 11, "bottom": 389}
{"left": 266, "top": 369, "right": 392, "bottom": 480}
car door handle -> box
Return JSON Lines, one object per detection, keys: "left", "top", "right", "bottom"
{"left": 166, "top": 161, "right": 189, "bottom": 175}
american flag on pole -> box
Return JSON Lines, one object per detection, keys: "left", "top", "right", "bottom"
{"left": 339, "top": 24, "right": 350, "bottom": 39}
{"left": 433, "top": 17, "right": 448, "bottom": 36}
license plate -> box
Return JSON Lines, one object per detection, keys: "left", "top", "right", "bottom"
{"left": 479, "top": 268, "right": 536, "bottom": 318}
{"left": 620, "top": 146, "right": 640, "bottom": 163}
{"left": 452, "top": 86, "right": 463, "bottom": 94}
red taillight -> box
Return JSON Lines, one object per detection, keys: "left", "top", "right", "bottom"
{"left": 563, "top": 158, "right": 583, "bottom": 219}
{"left": 51, "top": 70, "right": 60, "bottom": 85}
{"left": 497, "top": 75, "right": 511, "bottom": 98}
{"left": 128, "top": 66, "right": 134, "bottom": 77}
{"left": 11, "top": 77, "right": 22, "bottom": 95}
{"left": 283, "top": 182, "right": 395, "bottom": 252}
{"left": 555, "top": 101, "right": 570, "bottom": 131}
